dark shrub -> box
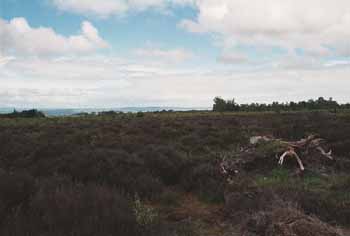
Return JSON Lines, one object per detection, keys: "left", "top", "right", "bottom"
{"left": 1, "top": 183, "right": 140, "bottom": 236}
{"left": 136, "top": 112, "right": 145, "bottom": 118}
{"left": 141, "top": 146, "right": 187, "bottom": 185}
{"left": 58, "top": 149, "right": 138, "bottom": 182}
{"left": 183, "top": 159, "right": 225, "bottom": 203}
{"left": 0, "top": 170, "right": 36, "bottom": 220}
{"left": 224, "top": 177, "right": 276, "bottom": 220}
{"left": 242, "top": 205, "right": 342, "bottom": 236}
{"left": 297, "top": 189, "right": 350, "bottom": 226}
{"left": 57, "top": 149, "right": 163, "bottom": 198}
{"left": 159, "top": 189, "right": 181, "bottom": 207}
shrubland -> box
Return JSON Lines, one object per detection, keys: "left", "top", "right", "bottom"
{"left": 0, "top": 110, "right": 349, "bottom": 235}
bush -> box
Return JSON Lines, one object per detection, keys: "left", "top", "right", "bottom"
{"left": 242, "top": 205, "right": 342, "bottom": 236}
{"left": 136, "top": 112, "right": 145, "bottom": 118}
{"left": 1, "top": 183, "right": 140, "bottom": 236}
{"left": 185, "top": 161, "right": 225, "bottom": 203}
{"left": 134, "top": 194, "right": 159, "bottom": 227}
{"left": 159, "top": 190, "right": 181, "bottom": 207}
{"left": 0, "top": 170, "right": 36, "bottom": 219}
{"left": 141, "top": 146, "right": 187, "bottom": 185}
{"left": 224, "top": 177, "right": 276, "bottom": 220}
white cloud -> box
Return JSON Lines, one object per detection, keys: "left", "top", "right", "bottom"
{"left": 0, "top": 17, "right": 108, "bottom": 56}
{"left": 217, "top": 52, "right": 249, "bottom": 64}
{"left": 48, "top": 0, "right": 350, "bottom": 58}
{"left": 179, "top": 0, "right": 350, "bottom": 57}
{"left": 0, "top": 55, "right": 15, "bottom": 67}
{"left": 52, "top": 0, "right": 171, "bottom": 17}
{"left": 1, "top": 54, "right": 350, "bottom": 108}
{"left": 134, "top": 48, "right": 194, "bottom": 63}
{"left": 51, "top": 0, "right": 198, "bottom": 17}
{"left": 324, "top": 60, "right": 350, "bottom": 67}
{"left": 2, "top": 2, "right": 350, "bottom": 108}
{"left": 52, "top": 0, "right": 128, "bottom": 17}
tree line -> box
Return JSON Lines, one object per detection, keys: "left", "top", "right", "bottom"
{"left": 0, "top": 109, "right": 46, "bottom": 118}
{"left": 213, "top": 97, "right": 350, "bottom": 112}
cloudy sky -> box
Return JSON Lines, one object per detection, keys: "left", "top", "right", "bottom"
{"left": 1, "top": 0, "right": 350, "bottom": 108}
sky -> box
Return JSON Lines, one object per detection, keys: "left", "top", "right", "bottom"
{"left": 0, "top": 0, "right": 350, "bottom": 108}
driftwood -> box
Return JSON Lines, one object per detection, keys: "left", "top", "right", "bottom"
{"left": 252, "top": 134, "right": 333, "bottom": 171}
{"left": 220, "top": 135, "right": 333, "bottom": 175}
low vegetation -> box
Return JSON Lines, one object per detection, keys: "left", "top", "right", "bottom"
{"left": 0, "top": 109, "right": 349, "bottom": 235}
{"left": 0, "top": 109, "right": 45, "bottom": 118}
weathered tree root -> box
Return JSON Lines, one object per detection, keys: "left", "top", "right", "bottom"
{"left": 278, "top": 148, "right": 305, "bottom": 171}
{"left": 220, "top": 135, "right": 334, "bottom": 176}
{"left": 253, "top": 134, "right": 333, "bottom": 171}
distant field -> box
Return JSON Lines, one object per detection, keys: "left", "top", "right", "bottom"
{"left": 0, "top": 111, "right": 349, "bottom": 235}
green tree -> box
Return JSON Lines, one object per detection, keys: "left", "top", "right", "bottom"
{"left": 213, "top": 97, "right": 227, "bottom": 112}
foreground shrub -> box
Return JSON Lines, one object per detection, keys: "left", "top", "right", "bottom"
{"left": 134, "top": 194, "right": 159, "bottom": 227}
{"left": 224, "top": 177, "right": 276, "bottom": 221}
{"left": 141, "top": 146, "right": 187, "bottom": 185}
{"left": 297, "top": 188, "right": 350, "bottom": 226}
{"left": 159, "top": 189, "right": 181, "bottom": 207}
{"left": 0, "top": 170, "right": 36, "bottom": 220}
{"left": 1, "top": 183, "right": 140, "bottom": 236}
{"left": 229, "top": 173, "right": 350, "bottom": 227}
{"left": 57, "top": 149, "right": 163, "bottom": 198}
{"left": 184, "top": 160, "right": 225, "bottom": 203}
{"left": 242, "top": 205, "right": 342, "bottom": 236}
